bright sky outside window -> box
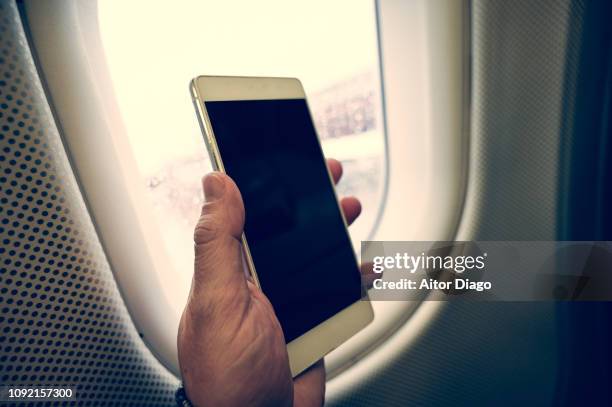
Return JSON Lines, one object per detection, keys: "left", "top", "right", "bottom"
{"left": 98, "top": 0, "right": 386, "bottom": 315}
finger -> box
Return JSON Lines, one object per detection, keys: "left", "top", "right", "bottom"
{"left": 327, "top": 158, "right": 343, "bottom": 184}
{"left": 293, "top": 359, "right": 325, "bottom": 407}
{"left": 340, "top": 196, "right": 361, "bottom": 226}
{"left": 192, "top": 172, "right": 247, "bottom": 295}
{"left": 360, "top": 262, "right": 378, "bottom": 289}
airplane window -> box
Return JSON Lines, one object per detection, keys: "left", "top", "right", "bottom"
{"left": 98, "top": 0, "right": 386, "bottom": 314}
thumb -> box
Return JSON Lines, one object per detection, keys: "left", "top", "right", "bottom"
{"left": 192, "top": 172, "right": 247, "bottom": 296}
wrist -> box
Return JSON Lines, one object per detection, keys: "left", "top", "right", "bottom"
{"left": 175, "top": 385, "right": 193, "bottom": 407}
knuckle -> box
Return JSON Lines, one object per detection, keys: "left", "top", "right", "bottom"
{"left": 193, "top": 212, "right": 221, "bottom": 245}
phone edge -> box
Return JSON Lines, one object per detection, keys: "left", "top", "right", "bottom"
{"left": 190, "top": 78, "right": 262, "bottom": 289}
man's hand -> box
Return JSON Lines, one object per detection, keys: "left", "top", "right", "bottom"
{"left": 177, "top": 159, "right": 362, "bottom": 407}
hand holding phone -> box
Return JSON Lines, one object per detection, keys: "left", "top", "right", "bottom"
{"left": 177, "top": 160, "right": 363, "bottom": 407}
{"left": 189, "top": 76, "right": 374, "bottom": 378}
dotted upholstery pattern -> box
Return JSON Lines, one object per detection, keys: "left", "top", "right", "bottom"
{"left": 0, "top": 1, "right": 178, "bottom": 405}
{"left": 463, "top": 0, "right": 578, "bottom": 240}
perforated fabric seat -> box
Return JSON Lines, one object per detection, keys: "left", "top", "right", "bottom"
{"left": 0, "top": 2, "right": 177, "bottom": 404}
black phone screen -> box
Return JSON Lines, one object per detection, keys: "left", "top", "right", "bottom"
{"left": 205, "top": 98, "right": 363, "bottom": 343}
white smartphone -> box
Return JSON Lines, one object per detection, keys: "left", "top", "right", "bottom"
{"left": 190, "top": 76, "right": 374, "bottom": 377}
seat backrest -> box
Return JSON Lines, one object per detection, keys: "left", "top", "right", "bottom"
{"left": 0, "top": 2, "right": 177, "bottom": 403}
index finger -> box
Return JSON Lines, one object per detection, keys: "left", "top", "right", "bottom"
{"left": 327, "top": 158, "right": 343, "bottom": 184}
